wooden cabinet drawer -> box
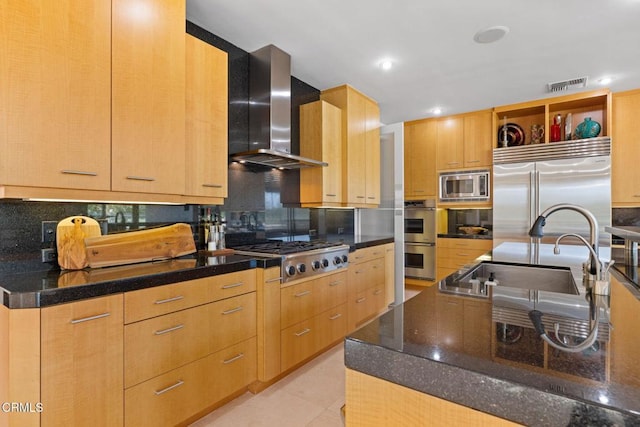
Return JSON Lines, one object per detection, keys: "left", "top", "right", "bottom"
{"left": 124, "top": 337, "right": 256, "bottom": 427}
{"left": 125, "top": 304, "right": 210, "bottom": 388}
{"left": 314, "top": 303, "right": 348, "bottom": 350}
{"left": 281, "top": 281, "right": 314, "bottom": 329}
{"left": 209, "top": 292, "right": 256, "bottom": 354}
{"left": 351, "top": 289, "right": 370, "bottom": 328}
{"left": 281, "top": 318, "right": 316, "bottom": 372}
{"left": 437, "top": 238, "right": 492, "bottom": 251}
{"left": 210, "top": 269, "right": 256, "bottom": 302}
{"left": 124, "top": 278, "right": 210, "bottom": 324}
{"left": 351, "top": 246, "right": 386, "bottom": 264}
{"left": 313, "top": 271, "right": 347, "bottom": 315}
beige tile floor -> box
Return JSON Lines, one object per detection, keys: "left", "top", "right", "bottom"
{"left": 190, "top": 285, "right": 426, "bottom": 427}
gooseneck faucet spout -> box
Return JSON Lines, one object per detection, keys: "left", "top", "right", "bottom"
{"left": 528, "top": 204, "right": 600, "bottom": 275}
{"left": 554, "top": 233, "right": 602, "bottom": 281}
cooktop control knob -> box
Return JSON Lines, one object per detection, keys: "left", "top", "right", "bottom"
{"left": 285, "top": 265, "right": 296, "bottom": 276}
{"left": 311, "top": 260, "right": 321, "bottom": 271}
{"left": 297, "top": 263, "right": 306, "bottom": 273}
{"left": 333, "top": 256, "right": 342, "bottom": 265}
{"left": 322, "top": 259, "right": 329, "bottom": 268}
{"left": 341, "top": 254, "right": 348, "bottom": 263}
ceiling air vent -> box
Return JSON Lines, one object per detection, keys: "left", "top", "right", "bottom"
{"left": 547, "top": 76, "right": 588, "bottom": 93}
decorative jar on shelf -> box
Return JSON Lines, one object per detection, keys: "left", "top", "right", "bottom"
{"left": 574, "top": 117, "right": 601, "bottom": 139}
{"left": 550, "top": 114, "right": 562, "bottom": 142}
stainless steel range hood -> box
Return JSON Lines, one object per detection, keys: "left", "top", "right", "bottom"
{"left": 230, "top": 45, "right": 327, "bottom": 169}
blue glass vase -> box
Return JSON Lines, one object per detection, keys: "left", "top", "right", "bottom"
{"left": 574, "top": 117, "right": 601, "bottom": 139}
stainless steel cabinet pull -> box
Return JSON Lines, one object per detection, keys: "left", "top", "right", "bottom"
{"left": 367, "top": 197, "right": 376, "bottom": 199}
{"left": 447, "top": 162, "right": 460, "bottom": 165}
{"left": 222, "top": 282, "right": 243, "bottom": 289}
{"left": 329, "top": 280, "right": 342, "bottom": 287}
{"left": 154, "top": 324, "right": 184, "bottom": 335}
{"left": 329, "top": 313, "right": 342, "bottom": 320}
{"left": 456, "top": 252, "right": 470, "bottom": 257}
{"left": 373, "top": 289, "right": 383, "bottom": 295}
{"left": 202, "top": 183, "right": 223, "bottom": 188}
{"left": 325, "top": 193, "right": 337, "bottom": 197}
{"left": 356, "top": 297, "right": 366, "bottom": 303}
{"left": 355, "top": 270, "right": 364, "bottom": 274}
{"left": 154, "top": 295, "right": 184, "bottom": 305}
{"left": 61, "top": 169, "right": 97, "bottom": 176}
{"left": 154, "top": 380, "right": 184, "bottom": 395}
{"left": 223, "top": 353, "right": 245, "bottom": 364}
{"left": 126, "top": 175, "right": 156, "bottom": 181}
{"left": 357, "top": 196, "right": 366, "bottom": 199}
{"left": 222, "top": 306, "right": 243, "bottom": 315}
{"left": 70, "top": 312, "right": 110, "bottom": 324}
{"left": 294, "top": 328, "right": 311, "bottom": 337}
{"left": 295, "top": 290, "right": 311, "bottom": 298}
{"left": 266, "top": 277, "right": 283, "bottom": 283}
{"left": 467, "top": 160, "right": 480, "bottom": 163}
{"left": 634, "top": 195, "right": 640, "bottom": 197}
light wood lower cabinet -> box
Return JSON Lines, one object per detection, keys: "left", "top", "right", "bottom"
{"left": 436, "top": 238, "right": 492, "bottom": 281}
{"left": 348, "top": 247, "right": 387, "bottom": 331}
{"left": 41, "top": 294, "right": 124, "bottom": 427}
{"left": 125, "top": 337, "right": 256, "bottom": 427}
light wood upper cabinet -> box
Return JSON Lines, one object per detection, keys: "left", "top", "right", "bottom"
{"left": 404, "top": 119, "right": 437, "bottom": 199}
{"left": 112, "top": 0, "right": 185, "bottom": 195}
{"left": 321, "top": 85, "right": 381, "bottom": 207}
{"left": 185, "top": 34, "right": 228, "bottom": 202}
{"left": 41, "top": 294, "right": 123, "bottom": 427}
{"left": 436, "top": 110, "right": 493, "bottom": 171}
{"left": 0, "top": 0, "right": 111, "bottom": 191}
{"left": 612, "top": 89, "right": 640, "bottom": 207}
{"left": 299, "top": 100, "right": 343, "bottom": 206}
{"left": 463, "top": 110, "right": 493, "bottom": 167}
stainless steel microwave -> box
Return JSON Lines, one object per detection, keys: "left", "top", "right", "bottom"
{"left": 439, "top": 170, "right": 490, "bottom": 202}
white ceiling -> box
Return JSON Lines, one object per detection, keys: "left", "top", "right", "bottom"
{"left": 186, "top": 0, "right": 640, "bottom": 125}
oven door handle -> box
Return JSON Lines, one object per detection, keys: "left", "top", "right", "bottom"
{"left": 405, "top": 242, "right": 435, "bottom": 247}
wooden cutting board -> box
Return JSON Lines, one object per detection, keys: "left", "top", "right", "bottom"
{"left": 56, "top": 216, "right": 102, "bottom": 270}
{"left": 84, "top": 223, "right": 196, "bottom": 268}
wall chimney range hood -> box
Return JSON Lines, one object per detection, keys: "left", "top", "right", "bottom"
{"left": 230, "top": 45, "right": 327, "bottom": 169}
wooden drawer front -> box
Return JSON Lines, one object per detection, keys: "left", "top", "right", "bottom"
{"left": 125, "top": 352, "right": 211, "bottom": 427}
{"left": 125, "top": 304, "right": 210, "bottom": 388}
{"left": 209, "top": 292, "right": 256, "bottom": 354}
{"left": 124, "top": 278, "right": 209, "bottom": 324}
{"left": 210, "top": 269, "right": 256, "bottom": 302}
{"left": 209, "top": 337, "right": 257, "bottom": 403}
{"left": 124, "top": 337, "right": 257, "bottom": 427}
{"left": 314, "top": 271, "right": 348, "bottom": 315}
{"left": 437, "top": 238, "right": 492, "bottom": 251}
{"left": 351, "top": 246, "right": 386, "bottom": 264}
{"left": 281, "top": 318, "right": 316, "bottom": 372}
{"left": 314, "top": 303, "right": 347, "bottom": 350}
{"left": 369, "top": 285, "right": 386, "bottom": 315}
{"left": 281, "top": 281, "right": 314, "bottom": 329}
{"left": 351, "top": 289, "right": 371, "bottom": 328}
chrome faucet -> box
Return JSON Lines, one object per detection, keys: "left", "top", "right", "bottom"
{"left": 529, "top": 203, "right": 600, "bottom": 276}
{"left": 554, "top": 233, "right": 602, "bottom": 281}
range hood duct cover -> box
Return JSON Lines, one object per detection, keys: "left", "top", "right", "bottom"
{"left": 231, "top": 45, "right": 327, "bottom": 169}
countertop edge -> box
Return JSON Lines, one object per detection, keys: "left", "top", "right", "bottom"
{"left": 344, "top": 338, "right": 636, "bottom": 426}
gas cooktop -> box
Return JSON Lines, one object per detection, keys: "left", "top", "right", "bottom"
{"left": 231, "top": 240, "right": 348, "bottom": 255}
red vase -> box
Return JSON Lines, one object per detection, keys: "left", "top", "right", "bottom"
{"left": 550, "top": 124, "right": 561, "bottom": 142}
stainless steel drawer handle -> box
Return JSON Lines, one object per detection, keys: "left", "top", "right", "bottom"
{"left": 154, "top": 295, "right": 184, "bottom": 305}
{"left": 222, "top": 306, "right": 243, "bottom": 315}
{"left": 373, "top": 251, "right": 382, "bottom": 256}
{"left": 126, "top": 175, "right": 156, "bottom": 181}
{"left": 357, "top": 196, "right": 366, "bottom": 199}
{"left": 154, "top": 324, "right": 185, "bottom": 335}
{"left": 634, "top": 195, "right": 640, "bottom": 197}
{"left": 325, "top": 193, "right": 337, "bottom": 197}
{"left": 456, "top": 253, "right": 470, "bottom": 257}
{"left": 154, "top": 380, "right": 184, "bottom": 395}
{"left": 447, "top": 162, "right": 460, "bottom": 165}
{"left": 294, "top": 328, "right": 311, "bottom": 337}
{"left": 70, "top": 312, "right": 110, "bottom": 324}
{"left": 355, "top": 270, "right": 364, "bottom": 274}
{"left": 329, "top": 313, "right": 342, "bottom": 320}
{"left": 373, "top": 289, "right": 383, "bottom": 295}
{"left": 295, "top": 290, "right": 311, "bottom": 298}
{"left": 61, "top": 169, "right": 98, "bottom": 176}
{"left": 467, "top": 160, "right": 480, "bottom": 163}
{"left": 329, "top": 281, "right": 342, "bottom": 287}
{"left": 223, "top": 353, "right": 245, "bottom": 364}
{"left": 265, "top": 277, "right": 283, "bottom": 283}
{"left": 222, "top": 282, "right": 243, "bottom": 289}
{"left": 202, "top": 183, "right": 223, "bottom": 188}
{"left": 367, "top": 197, "right": 376, "bottom": 199}
{"left": 356, "top": 297, "right": 366, "bottom": 303}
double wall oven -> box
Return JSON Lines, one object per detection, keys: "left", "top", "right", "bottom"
{"left": 404, "top": 200, "right": 436, "bottom": 280}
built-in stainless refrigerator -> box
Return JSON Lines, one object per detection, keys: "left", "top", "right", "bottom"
{"left": 493, "top": 138, "right": 611, "bottom": 254}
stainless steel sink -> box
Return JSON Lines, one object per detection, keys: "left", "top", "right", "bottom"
{"left": 451, "top": 261, "right": 579, "bottom": 296}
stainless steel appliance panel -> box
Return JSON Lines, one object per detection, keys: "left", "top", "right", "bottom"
{"left": 492, "top": 162, "right": 535, "bottom": 249}
{"left": 404, "top": 242, "right": 435, "bottom": 280}
{"left": 404, "top": 206, "right": 436, "bottom": 243}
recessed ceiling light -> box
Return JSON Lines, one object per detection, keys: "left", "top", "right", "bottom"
{"left": 473, "top": 25, "right": 510, "bottom": 44}
{"left": 432, "top": 107, "right": 442, "bottom": 115}
{"left": 598, "top": 77, "right": 612, "bottom": 85}
{"left": 380, "top": 60, "right": 393, "bottom": 71}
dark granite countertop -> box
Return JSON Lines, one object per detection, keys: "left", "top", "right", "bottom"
{"left": 0, "top": 253, "right": 281, "bottom": 309}
{"left": 345, "top": 242, "right": 640, "bottom": 426}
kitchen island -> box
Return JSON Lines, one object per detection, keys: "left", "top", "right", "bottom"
{"left": 344, "top": 243, "right": 640, "bottom": 426}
